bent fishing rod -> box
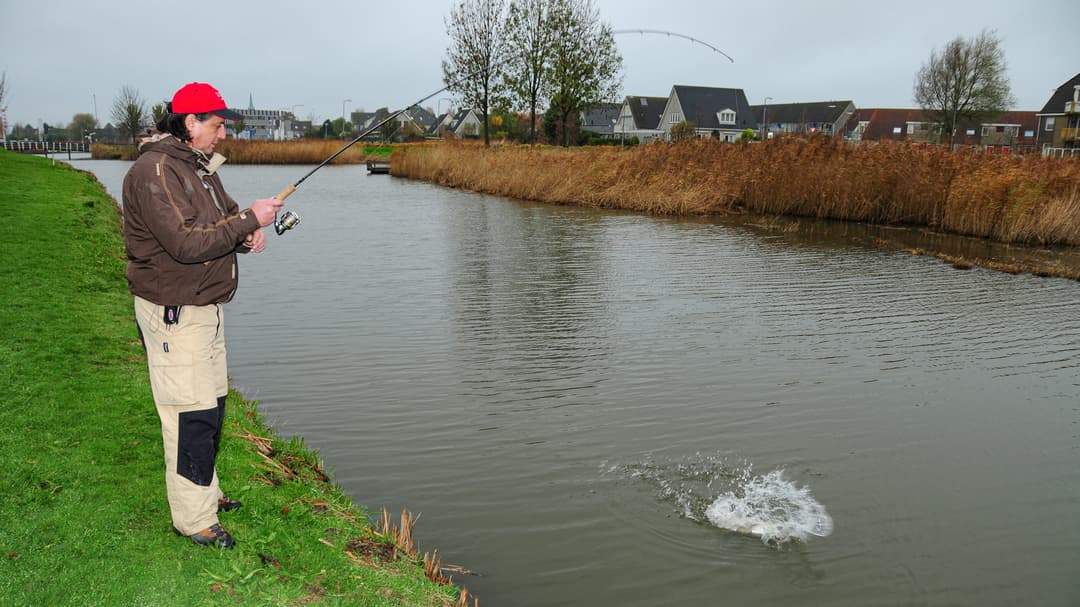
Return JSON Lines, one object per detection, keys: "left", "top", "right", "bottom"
{"left": 269, "top": 28, "right": 734, "bottom": 236}
{"left": 268, "top": 84, "right": 456, "bottom": 234}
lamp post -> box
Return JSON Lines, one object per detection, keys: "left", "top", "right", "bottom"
{"left": 438, "top": 98, "right": 453, "bottom": 117}
{"left": 762, "top": 97, "right": 773, "bottom": 141}
{"left": 341, "top": 98, "right": 352, "bottom": 139}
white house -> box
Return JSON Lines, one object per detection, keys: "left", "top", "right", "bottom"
{"left": 658, "top": 85, "right": 756, "bottom": 142}
{"left": 438, "top": 108, "right": 483, "bottom": 139}
{"left": 613, "top": 96, "right": 667, "bottom": 142}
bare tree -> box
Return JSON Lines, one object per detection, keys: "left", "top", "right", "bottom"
{"left": 443, "top": 0, "right": 508, "bottom": 146}
{"left": 546, "top": 0, "right": 622, "bottom": 146}
{"left": 111, "top": 85, "right": 149, "bottom": 145}
{"left": 913, "top": 29, "right": 1015, "bottom": 149}
{"left": 503, "top": 0, "right": 559, "bottom": 143}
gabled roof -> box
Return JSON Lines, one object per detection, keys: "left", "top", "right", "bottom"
{"left": 351, "top": 111, "right": 376, "bottom": 129}
{"left": 750, "top": 100, "right": 853, "bottom": 124}
{"left": 1039, "top": 73, "right": 1080, "bottom": 115}
{"left": 582, "top": 103, "right": 620, "bottom": 127}
{"left": 670, "top": 85, "right": 755, "bottom": 130}
{"left": 625, "top": 96, "right": 667, "bottom": 129}
{"left": 406, "top": 105, "right": 438, "bottom": 129}
{"left": 446, "top": 108, "right": 479, "bottom": 132}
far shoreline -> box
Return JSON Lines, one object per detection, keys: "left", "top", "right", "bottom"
{"left": 87, "top": 137, "right": 1080, "bottom": 281}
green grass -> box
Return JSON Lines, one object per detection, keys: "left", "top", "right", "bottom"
{"left": 362, "top": 145, "right": 394, "bottom": 158}
{"left": 0, "top": 150, "right": 462, "bottom": 606}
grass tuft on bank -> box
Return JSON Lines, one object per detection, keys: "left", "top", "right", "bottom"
{"left": 0, "top": 150, "right": 465, "bottom": 606}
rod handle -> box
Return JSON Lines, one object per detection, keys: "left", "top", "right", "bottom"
{"left": 276, "top": 184, "right": 296, "bottom": 201}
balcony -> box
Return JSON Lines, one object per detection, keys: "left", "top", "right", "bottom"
{"left": 1062, "top": 127, "right": 1079, "bottom": 142}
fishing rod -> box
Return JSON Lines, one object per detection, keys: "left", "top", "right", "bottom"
{"left": 611, "top": 29, "right": 734, "bottom": 63}
{"left": 269, "top": 88, "right": 456, "bottom": 234}
{"left": 270, "top": 28, "right": 734, "bottom": 236}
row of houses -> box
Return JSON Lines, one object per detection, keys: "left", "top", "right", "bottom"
{"left": 227, "top": 101, "right": 484, "bottom": 142}
{"left": 586, "top": 73, "right": 1080, "bottom": 156}
{"left": 227, "top": 72, "right": 1080, "bottom": 155}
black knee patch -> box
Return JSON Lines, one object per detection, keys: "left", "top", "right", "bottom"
{"left": 177, "top": 408, "right": 219, "bottom": 486}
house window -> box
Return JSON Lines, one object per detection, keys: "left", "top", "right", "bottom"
{"left": 717, "top": 110, "right": 736, "bottom": 124}
{"left": 892, "top": 126, "right": 902, "bottom": 134}
{"left": 670, "top": 112, "right": 681, "bottom": 124}
{"left": 966, "top": 129, "right": 976, "bottom": 136}
{"left": 1045, "top": 117, "right": 1055, "bottom": 131}
{"left": 1007, "top": 126, "right": 1019, "bottom": 137}
{"left": 1024, "top": 130, "right": 1034, "bottom": 137}
{"left": 982, "top": 126, "right": 990, "bottom": 136}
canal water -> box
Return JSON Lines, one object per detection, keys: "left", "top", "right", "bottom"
{"left": 74, "top": 159, "right": 1079, "bottom": 606}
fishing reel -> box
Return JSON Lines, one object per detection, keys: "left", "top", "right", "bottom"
{"left": 274, "top": 210, "right": 302, "bottom": 235}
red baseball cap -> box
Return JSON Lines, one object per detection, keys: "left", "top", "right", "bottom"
{"left": 171, "top": 82, "right": 243, "bottom": 120}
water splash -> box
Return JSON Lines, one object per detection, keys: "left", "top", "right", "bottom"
{"left": 613, "top": 453, "right": 833, "bottom": 547}
{"left": 705, "top": 468, "right": 833, "bottom": 545}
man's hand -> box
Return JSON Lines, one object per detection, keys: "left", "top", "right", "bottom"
{"left": 250, "top": 197, "right": 285, "bottom": 227}
{"left": 243, "top": 229, "right": 267, "bottom": 253}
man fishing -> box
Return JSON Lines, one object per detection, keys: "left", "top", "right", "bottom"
{"left": 123, "top": 82, "right": 284, "bottom": 548}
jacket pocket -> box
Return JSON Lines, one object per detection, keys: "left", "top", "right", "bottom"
{"left": 147, "top": 349, "right": 197, "bottom": 406}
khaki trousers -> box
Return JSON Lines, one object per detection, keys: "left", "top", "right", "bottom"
{"left": 134, "top": 296, "right": 228, "bottom": 535}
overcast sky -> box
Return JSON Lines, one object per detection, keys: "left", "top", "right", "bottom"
{"left": 3, "top": 0, "right": 1077, "bottom": 129}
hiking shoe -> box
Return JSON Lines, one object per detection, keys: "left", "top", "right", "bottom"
{"left": 185, "top": 524, "right": 236, "bottom": 548}
{"left": 218, "top": 496, "right": 243, "bottom": 512}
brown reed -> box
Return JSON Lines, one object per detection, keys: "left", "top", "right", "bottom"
{"left": 214, "top": 139, "right": 393, "bottom": 164}
{"left": 90, "top": 140, "right": 396, "bottom": 164}
{"left": 377, "top": 508, "right": 479, "bottom": 606}
{"left": 392, "top": 138, "right": 1080, "bottom": 247}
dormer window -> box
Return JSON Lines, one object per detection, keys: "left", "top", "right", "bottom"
{"left": 717, "top": 109, "right": 736, "bottom": 124}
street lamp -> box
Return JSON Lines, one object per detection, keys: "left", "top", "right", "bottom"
{"left": 341, "top": 98, "right": 352, "bottom": 139}
{"left": 762, "top": 97, "right": 773, "bottom": 141}
{"left": 438, "top": 98, "right": 453, "bottom": 117}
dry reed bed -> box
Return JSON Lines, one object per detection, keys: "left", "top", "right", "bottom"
{"left": 215, "top": 139, "right": 381, "bottom": 164}
{"left": 392, "top": 139, "right": 1080, "bottom": 247}
{"left": 91, "top": 139, "right": 392, "bottom": 164}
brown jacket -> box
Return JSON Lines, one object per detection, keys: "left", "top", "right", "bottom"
{"left": 123, "top": 132, "right": 260, "bottom": 305}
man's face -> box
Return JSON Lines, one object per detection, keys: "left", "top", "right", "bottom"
{"left": 187, "top": 115, "right": 227, "bottom": 154}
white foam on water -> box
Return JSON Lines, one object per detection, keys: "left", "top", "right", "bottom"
{"left": 705, "top": 469, "right": 833, "bottom": 546}
{"left": 612, "top": 453, "right": 833, "bottom": 548}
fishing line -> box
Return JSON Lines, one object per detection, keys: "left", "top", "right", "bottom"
{"left": 270, "top": 28, "right": 733, "bottom": 235}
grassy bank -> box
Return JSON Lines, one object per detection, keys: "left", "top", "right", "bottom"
{"left": 0, "top": 150, "right": 470, "bottom": 606}
{"left": 92, "top": 140, "right": 395, "bottom": 163}
{"left": 392, "top": 138, "right": 1080, "bottom": 247}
